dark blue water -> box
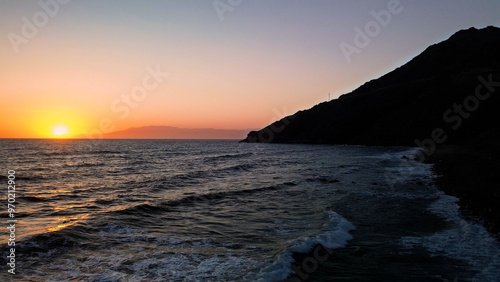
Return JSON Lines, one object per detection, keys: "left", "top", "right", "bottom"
{"left": 1, "top": 139, "right": 499, "bottom": 281}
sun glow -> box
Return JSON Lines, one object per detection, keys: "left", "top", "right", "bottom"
{"left": 52, "top": 125, "right": 70, "bottom": 137}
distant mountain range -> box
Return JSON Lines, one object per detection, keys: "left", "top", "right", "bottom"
{"left": 103, "top": 126, "right": 252, "bottom": 139}
{"left": 241, "top": 26, "right": 500, "bottom": 146}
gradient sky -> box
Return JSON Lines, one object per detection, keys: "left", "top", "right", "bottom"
{"left": 1, "top": 0, "right": 499, "bottom": 138}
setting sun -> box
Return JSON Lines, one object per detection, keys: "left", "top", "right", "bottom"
{"left": 52, "top": 125, "right": 70, "bottom": 137}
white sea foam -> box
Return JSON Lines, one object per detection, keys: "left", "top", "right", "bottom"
{"left": 249, "top": 211, "right": 355, "bottom": 282}
{"left": 381, "top": 147, "right": 435, "bottom": 192}
{"left": 400, "top": 191, "right": 500, "bottom": 281}
{"left": 99, "top": 223, "right": 140, "bottom": 237}
{"left": 362, "top": 147, "right": 420, "bottom": 160}
{"left": 128, "top": 253, "right": 257, "bottom": 281}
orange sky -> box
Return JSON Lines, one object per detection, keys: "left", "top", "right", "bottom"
{"left": 1, "top": 1, "right": 499, "bottom": 138}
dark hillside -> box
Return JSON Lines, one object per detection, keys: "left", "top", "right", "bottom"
{"left": 242, "top": 26, "right": 500, "bottom": 147}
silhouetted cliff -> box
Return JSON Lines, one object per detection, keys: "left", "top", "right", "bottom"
{"left": 241, "top": 26, "right": 500, "bottom": 146}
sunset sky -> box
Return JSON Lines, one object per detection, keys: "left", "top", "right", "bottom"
{"left": 1, "top": 0, "right": 499, "bottom": 138}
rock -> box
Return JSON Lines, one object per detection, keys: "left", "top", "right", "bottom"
{"left": 241, "top": 26, "right": 500, "bottom": 146}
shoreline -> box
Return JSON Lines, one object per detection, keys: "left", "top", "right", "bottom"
{"left": 283, "top": 148, "right": 475, "bottom": 281}
{"left": 427, "top": 144, "right": 500, "bottom": 239}
{"left": 284, "top": 144, "right": 500, "bottom": 280}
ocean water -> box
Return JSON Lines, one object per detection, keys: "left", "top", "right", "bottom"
{"left": 1, "top": 139, "right": 499, "bottom": 281}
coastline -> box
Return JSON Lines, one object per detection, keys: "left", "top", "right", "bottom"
{"left": 283, "top": 143, "right": 500, "bottom": 280}
{"left": 428, "top": 142, "right": 500, "bottom": 239}
{"left": 283, "top": 147, "right": 477, "bottom": 281}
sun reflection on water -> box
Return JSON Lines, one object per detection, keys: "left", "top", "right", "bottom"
{"left": 46, "top": 214, "right": 90, "bottom": 233}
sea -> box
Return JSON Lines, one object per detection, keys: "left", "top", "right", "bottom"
{"left": 1, "top": 139, "right": 499, "bottom": 281}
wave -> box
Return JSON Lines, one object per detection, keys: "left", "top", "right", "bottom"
{"left": 248, "top": 211, "right": 356, "bottom": 281}
{"left": 11, "top": 223, "right": 95, "bottom": 262}
{"left": 151, "top": 163, "right": 256, "bottom": 188}
{"left": 14, "top": 220, "right": 258, "bottom": 281}
{"left": 19, "top": 196, "right": 47, "bottom": 202}
{"left": 306, "top": 165, "right": 362, "bottom": 184}
{"left": 0, "top": 173, "right": 40, "bottom": 180}
{"left": 217, "top": 163, "right": 254, "bottom": 172}
{"left": 4, "top": 174, "right": 45, "bottom": 181}
{"left": 39, "top": 151, "right": 70, "bottom": 157}
{"left": 114, "top": 182, "right": 295, "bottom": 216}
{"left": 203, "top": 152, "right": 254, "bottom": 162}
{"left": 13, "top": 220, "right": 149, "bottom": 263}
{"left": 15, "top": 209, "right": 351, "bottom": 281}
{"left": 67, "top": 162, "right": 106, "bottom": 168}
{"left": 0, "top": 212, "right": 31, "bottom": 219}
{"left": 37, "top": 150, "right": 123, "bottom": 158}
{"left": 361, "top": 147, "right": 421, "bottom": 161}
{"left": 400, "top": 191, "right": 500, "bottom": 281}
{"left": 86, "top": 150, "right": 123, "bottom": 155}
{"left": 95, "top": 199, "right": 114, "bottom": 205}
{"left": 338, "top": 165, "right": 360, "bottom": 174}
